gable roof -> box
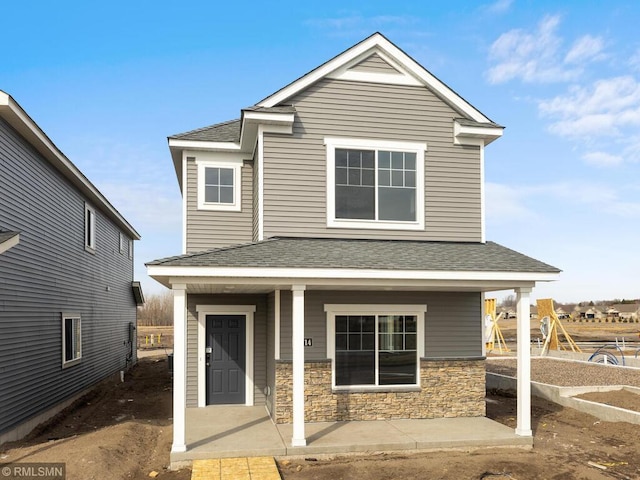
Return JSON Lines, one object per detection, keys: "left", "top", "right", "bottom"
{"left": 257, "top": 32, "right": 497, "bottom": 125}
{"left": 0, "top": 91, "right": 140, "bottom": 240}
{"left": 148, "top": 237, "right": 560, "bottom": 273}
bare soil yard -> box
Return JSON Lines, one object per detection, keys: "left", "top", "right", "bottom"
{"left": 2, "top": 341, "right": 640, "bottom": 479}
{"left": 0, "top": 354, "right": 189, "bottom": 480}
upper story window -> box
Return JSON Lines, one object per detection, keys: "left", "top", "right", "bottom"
{"left": 196, "top": 159, "right": 243, "bottom": 211}
{"left": 119, "top": 232, "right": 127, "bottom": 254}
{"left": 84, "top": 203, "right": 96, "bottom": 252}
{"left": 325, "top": 138, "right": 426, "bottom": 230}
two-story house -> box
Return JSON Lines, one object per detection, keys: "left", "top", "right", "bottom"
{"left": 147, "top": 33, "right": 560, "bottom": 465}
{"left": 0, "top": 91, "right": 143, "bottom": 444}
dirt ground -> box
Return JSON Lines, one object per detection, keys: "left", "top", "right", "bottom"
{"left": 278, "top": 391, "right": 640, "bottom": 480}
{"left": 2, "top": 333, "right": 640, "bottom": 480}
{"left": 0, "top": 354, "right": 190, "bottom": 480}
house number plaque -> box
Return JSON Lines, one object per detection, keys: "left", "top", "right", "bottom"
{"left": 304, "top": 338, "right": 312, "bottom": 346}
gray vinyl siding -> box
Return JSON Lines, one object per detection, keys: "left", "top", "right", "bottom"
{"left": 349, "top": 53, "right": 401, "bottom": 74}
{"left": 185, "top": 158, "right": 253, "bottom": 253}
{"left": 0, "top": 117, "right": 137, "bottom": 438}
{"left": 262, "top": 78, "right": 482, "bottom": 241}
{"left": 185, "top": 294, "right": 268, "bottom": 408}
{"left": 278, "top": 291, "right": 482, "bottom": 360}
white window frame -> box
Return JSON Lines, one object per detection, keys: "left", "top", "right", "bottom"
{"left": 196, "top": 157, "right": 243, "bottom": 212}
{"left": 325, "top": 137, "right": 426, "bottom": 231}
{"left": 84, "top": 203, "right": 96, "bottom": 252}
{"left": 119, "top": 232, "right": 126, "bottom": 254}
{"left": 324, "top": 304, "right": 426, "bottom": 391}
{"left": 128, "top": 239, "right": 133, "bottom": 259}
{"left": 62, "top": 313, "right": 82, "bottom": 368}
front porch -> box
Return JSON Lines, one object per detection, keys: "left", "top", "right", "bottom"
{"left": 171, "top": 405, "right": 532, "bottom": 467}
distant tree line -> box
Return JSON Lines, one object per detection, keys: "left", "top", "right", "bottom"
{"left": 137, "top": 291, "right": 173, "bottom": 326}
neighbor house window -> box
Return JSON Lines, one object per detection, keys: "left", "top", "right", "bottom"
{"left": 62, "top": 314, "right": 82, "bottom": 367}
{"left": 196, "top": 159, "right": 242, "bottom": 211}
{"left": 119, "top": 233, "right": 126, "bottom": 254}
{"left": 84, "top": 204, "right": 96, "bottom": 252}
{"left": 325, "top": 138, "right": 425, "bottom": 230}
{"left": 128, "top": 239, "right": 133, "bottom": 259}
{"left": 325, "top": 304, "right": 426, "bottom": 389}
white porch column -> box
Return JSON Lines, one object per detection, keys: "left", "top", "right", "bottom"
{"left": 172, "top": 284, "right": 187, "bottom": 453}
{"left": 515, "top": 286, "right": 533, "bottom": 437}
{"left": 291, "top": 284, "right": 307, "bottom": 447}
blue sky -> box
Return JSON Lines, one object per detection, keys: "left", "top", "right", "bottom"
{"left": 3, "top": 0, "right": 639, "bottom": 303}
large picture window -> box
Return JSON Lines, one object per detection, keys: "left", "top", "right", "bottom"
{"left": 326, "top": 138, "right": 426, "bottom": 231}
{"left": 325, "top": 304, "right": 426, "bottom": 389}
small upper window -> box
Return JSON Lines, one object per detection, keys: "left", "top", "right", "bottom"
{"left": 196, "top": 160, "right": 242, "bottom": 211}
{"left": 85, "top": 204, "right": 96, "bottom": 252}
{"left": 119, "top": 233, "right": 126, "bottom": 254}
{"left": 62, "top": 314, "right": 82, "bottom": 367}
{"left": 326, "top": 138, "right": 425, "bottom": 231}
{"left": 128, "top": 239, "right": 133, "bottom": 259}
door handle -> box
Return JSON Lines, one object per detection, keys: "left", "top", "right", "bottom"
{"left": 206, "top": 346, "right": 212, "bottom": 366}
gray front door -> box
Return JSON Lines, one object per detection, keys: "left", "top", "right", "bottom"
{"left": 206, "top": 315, "right": 246, "bottom": 405}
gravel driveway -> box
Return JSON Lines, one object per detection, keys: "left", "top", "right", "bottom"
{"left": 486, "top": 357, "right": 640, "bottom": 387}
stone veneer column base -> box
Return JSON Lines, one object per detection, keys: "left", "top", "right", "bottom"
{"left": 274, "top": 358, "right": 485, "bottom": 423}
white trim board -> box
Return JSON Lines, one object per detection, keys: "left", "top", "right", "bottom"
{"left": 195, "top": 304, "right": 256, "bottom": 407}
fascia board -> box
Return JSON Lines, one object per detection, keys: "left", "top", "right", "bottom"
{"left": 147, "top": 264, "right": 560, "bottom": 283}
{"left": 0, "top": 233, "right": 20, "bottom": 254}
{"left": 168, "top": 139, "right": 242, "bottom": 151}
{"left": 0, "top": 92, "right": 140, "bottom": 240}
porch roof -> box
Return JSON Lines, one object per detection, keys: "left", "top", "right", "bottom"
{"left": 148, "top": 237, "right": 559, "bottom": 273}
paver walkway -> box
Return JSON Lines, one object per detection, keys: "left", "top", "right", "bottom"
{"left": 191, "top": 457, "right": 281, "bottom": 480}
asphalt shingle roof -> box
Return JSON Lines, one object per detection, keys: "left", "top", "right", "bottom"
{"left": 454, "top": 117, "right": 503, "bottom": 128}
{"left": 147, "top": 237, "right": 560, "bottom": 273}
{"left": 169, "top": 106, "right": 296, "bottom": 142}
{"left": 170, "top": 119, "right": 241, "bottom": 142}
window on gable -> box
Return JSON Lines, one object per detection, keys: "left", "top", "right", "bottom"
{"left": 85, "top": 204, "right": 96, "bottom": 252}
{"left": 326, "top": 138, "right": 425, "bottom": 230}
{"left": 196, "top": 159, "right": 243, "bottom": 211}
{"left": 62, "top": 314, "right": 82, "bottom": 367}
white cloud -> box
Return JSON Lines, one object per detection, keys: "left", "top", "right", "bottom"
{"left": 486, "top": 15, "right": 606, "bottom": 84}
{"left": 485, "top": 0, "right": 513, "bottom": 14}
{"left": 485, "top": 182, "right": 538, "bottom": 225}
{"left": 564, "top": 35, "right": 605, "bottom": 64}
{"left": 582, "top": 151, "right": 623, "bottom": 167}
{"left": 629, "top": 48, "right": 640, "bottom": 72}
{"left": 305, "top": 14, "right": 419, "bottom": 36}
{"left": 539, "top": 76, "right": 640, "bottom": 140}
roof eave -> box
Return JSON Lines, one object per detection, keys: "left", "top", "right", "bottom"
{"left": 0, "top": 92, "right": 140, "bottom": 240}
{"left": 147, "top": 264, "right": 560, "bottom": 289}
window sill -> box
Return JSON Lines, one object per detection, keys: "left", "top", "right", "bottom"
{"left": 62, "top": 358, "right": 82, "bottom": 369}
{"left": 84, "top": 245, "right": 96, "bottom": 254}
{"left": 327, "top": 219, "right": 424, "bottom": 231}
{"left": 197, "top": 203, "right": 241, "bottom": 212}
{"left": 332, "top": 385, "right": 421, "bottom": 394}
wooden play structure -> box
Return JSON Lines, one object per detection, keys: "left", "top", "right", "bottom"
{"left": 537, "top": 298, "right": 582, "bottom": 354}
{"left": 484, "top": 298, "right": 510, "bottom": 353}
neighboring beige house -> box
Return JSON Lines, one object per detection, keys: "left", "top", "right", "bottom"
{"left": 610, "top": 304, "right": 640, "bottom": 321}
{"left": 147, "top": 33, "right": 560, "bottom": 464}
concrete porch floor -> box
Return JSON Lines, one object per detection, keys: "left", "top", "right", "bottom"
{"left": 170, "top": 406, "right": 532, "bottom": 467}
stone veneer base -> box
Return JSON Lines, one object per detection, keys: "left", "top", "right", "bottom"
{"left": 274, "top": 358, "right": 485, "bottom": 423}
